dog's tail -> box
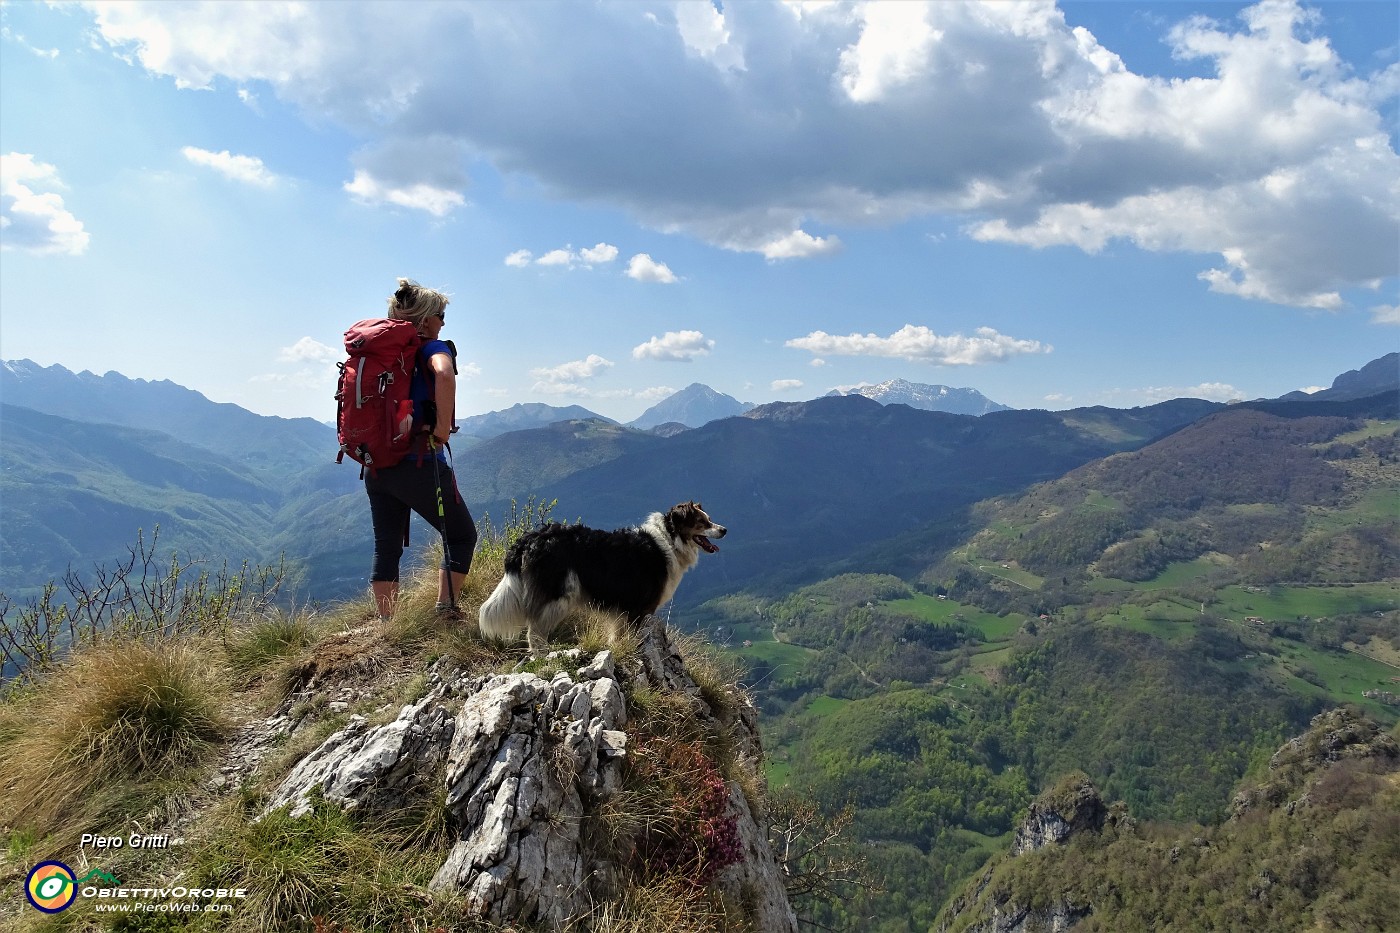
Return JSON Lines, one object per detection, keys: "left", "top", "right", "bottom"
{"left": 479, "top": 572, "right": 528, "bottom": 642}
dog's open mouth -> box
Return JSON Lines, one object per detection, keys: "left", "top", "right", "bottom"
{"left": 695, "top": 535, "right": 720, "bottom": 554}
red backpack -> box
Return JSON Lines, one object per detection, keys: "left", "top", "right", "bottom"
{"left": 335, "top": 318, "right": 424, "bottom": 476}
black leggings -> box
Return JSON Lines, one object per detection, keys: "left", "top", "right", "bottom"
{"left": 366, "top": 458, "right": 477, "bottom": 582}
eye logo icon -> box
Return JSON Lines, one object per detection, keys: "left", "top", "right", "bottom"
{"left": 26, "top": 861, "right": 77, "bottom": 913}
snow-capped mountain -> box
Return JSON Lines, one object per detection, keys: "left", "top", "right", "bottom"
{"left": 826, "top": 378, "right": 1010, "bottom": 416}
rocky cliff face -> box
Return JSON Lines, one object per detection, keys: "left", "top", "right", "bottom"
{"left": 937, "top": 773, "right": 1107, "bottom": 933}
{"left": 262, "top": 616, "right": 797, "bottom": 932}
{"left": 1009, "top": 774, "right": 1107, "bottom": 857}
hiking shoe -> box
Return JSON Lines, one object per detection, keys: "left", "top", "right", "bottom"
{"left": 434, "top": 603, "right": 464, "bottom": 622}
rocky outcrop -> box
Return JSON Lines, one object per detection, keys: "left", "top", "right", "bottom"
{"left": 936, "top": 775, "right": 1106, "bottom": 933}
{"left": 1229, "top": 706, "right": 1399, "bottom": 819}
{"left": 1011, "top": 773, "right": 1107, "bottom": 856}
{"left": 982, "top": 902, "right": 1088, "bottom": 933}
{"left": 428, "top": 659, "right": 627, "bottom": 926}
{"left": 264, "top": 688, "right": 456, "bottom": 818}
{"left": 263, "top": 617, "right": 797, "bottom": 932}
{"left": 1268, "top": 707, "right": 1398, "bottom": 770}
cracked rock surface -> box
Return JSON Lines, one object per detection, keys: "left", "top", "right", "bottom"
{"left": 264, "top": 618, "right": 798, "bottom": 931}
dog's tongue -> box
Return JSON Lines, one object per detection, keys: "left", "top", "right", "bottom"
{"left": 698, "top": 536, "right": 719, "bottom": 554}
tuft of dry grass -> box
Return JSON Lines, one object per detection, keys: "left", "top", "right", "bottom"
{"left": 575, "top": 607, "right": 644, "bottom": 661}
{"left": 576, "top": 875, "right": 736, "bottom": 933}
{"left": 225, "top": 608, "right": 320, "bottom": 683}
{"left": 673, "top": 629, "right": 749, "bottom": 721}
{"left": 0, "top": 637, "right": 229, "bottom": 850}
{"left": 187, "top": 795, "right": 464, "bottom": 933}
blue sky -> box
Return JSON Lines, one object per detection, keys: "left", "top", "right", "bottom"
{"left": 2, "top": 0, "right": 1396, "bottom": 424}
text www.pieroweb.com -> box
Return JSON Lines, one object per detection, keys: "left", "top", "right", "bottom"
{"left": 92, "top": 901, "right": 234, "bottom": 914}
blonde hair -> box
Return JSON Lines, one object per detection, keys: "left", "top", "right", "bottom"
{"left": 387, "top": 277, "right": 449, "bottom": 329}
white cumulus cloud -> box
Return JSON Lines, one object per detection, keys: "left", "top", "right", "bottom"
{"left": 1370, "top": 304, "right": 1400, "bottom": 326}
{"left": 536, "top": 248, "right": 576, "bottom": 267}
{"left": 675, "top": 0, "right": 746, "bottom": 72}
{"left": 786, "top": 324, "right": 1051, "bottom": 365}
{"left": 632, "top": 330, "right": 714, "bottom": 362}
{"left": 772, "top": 378, "right": 805, "bottom": 391}
{"left": 0, "top": 153, "right": 89, "bottom": 256}
{"left": 344, "top": 170, "right": 464, "bottom": 217}
{"left": 1140, "top": 382, "right": 1246, "bottom": 403}
{"left": 838, "top": 0, "right": 940, "bottom": 104}
{"left": 626, "top": 253, "right": 678, "bottom": 283}
{"left": 579, "top": 242, "right": 619, "bottom": 264}
{"left": 277, "top": 337, "right": 339, "bottom": 364}
{"left": 508, "top": 242, "right": 620, "bottom": 269}
{"left": 530, "top": 354, "right": 614, "bottom": 384}
{"left": 760, "top": 229, "right": 843, "bottom": 261}
{"left": 182, "top": 146, "right": 278, "bottom": 187}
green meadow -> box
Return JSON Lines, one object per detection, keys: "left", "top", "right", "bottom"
{"left": 884, "top": 593, "right": 1025, "bottom": 640}
{"left": 1214, "top": 583, "right": 1400, "bottom": 619}
{"left": 1098, "top": 601, "right": 1202, "bottom": 642}
{"left": 736, "top": 637, "right": 817, "bottom": 670}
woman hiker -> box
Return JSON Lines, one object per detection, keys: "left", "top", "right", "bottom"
{"left": 367, "top": 277, "right": 478, "bottom": 622}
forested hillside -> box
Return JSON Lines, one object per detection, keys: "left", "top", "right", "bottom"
{"left": 935, "top": 709, "right": 1399, "bottom": 932}
{"left": 693, "top": 388, "right": 1399, "bottom": 930}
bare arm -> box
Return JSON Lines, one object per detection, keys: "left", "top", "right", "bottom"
{"left": 429, "top": 351, "right": 456, "bottom": 444}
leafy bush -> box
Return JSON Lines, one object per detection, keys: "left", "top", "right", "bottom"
{"left": 0, "top": 527, "right": 285, "bottom": 688}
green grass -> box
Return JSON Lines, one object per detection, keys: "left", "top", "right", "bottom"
{"left": 738, "top": 638, "right": 818, "bottom": 670}
{"left": 1148, "top": 556, "right": 1230, "bottom": 588}
{"left": 953, "top": 827, "right": 1014, "bottom": 866}
{"left": 803, "top": 695, "right": 852, "bottom": 719}
{"left": 0, "top": 639, "right": 229, "bottom": 855}
{"left": 1268, "top": 640, "right": 1399, "bottom": 722}
{"left": 1100, "top": 603, "right": 1201, "bottom": 643}
{"left": 1081, "top": 490, "right": 1126, "bottom": 512}
{"left": 968, "top": 558, "right": 1044, "bottom": 590}
{"left": 1326, "top": 419, "right": 1398, "bottom": 445}
{"left": 884, "top": 594, "right": 1025, "bottom": 640}
{"left": 225, "top": 611, "right": 319, "bottom": 680}
{"left": 969, "top": 646, "right": 1014, "bottom": 672}
{"left": 1215, "top": 583, "right": 1400, "bottom": 620}
{"left": 1310, "top": 482, "right": 1400, "bottom": 530}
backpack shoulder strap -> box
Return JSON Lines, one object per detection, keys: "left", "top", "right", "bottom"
{"left": 418, "top": 339, "right": 459, "bottom": 377}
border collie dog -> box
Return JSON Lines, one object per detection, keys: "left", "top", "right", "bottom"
{"left": 479, "top": 501, "right": 727, "bottom": 654}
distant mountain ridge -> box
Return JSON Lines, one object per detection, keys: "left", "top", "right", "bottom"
{"left": 629, "top": 383, "right": 755, "bottom": 430}
{"left": 1279, "top": 351, "right": 1399, "bottom": 402}
{"left": 483, "top": 393, "right": 1231, "bottom": 603}
{"left": 1, "top": 359, "right": 331, "bottom": 475}
{"left": 827, "top": 378, "right": 1010, "bottom": 415}
{"left": 3, "top": 355, "right": 1394, "bottom": 605}
{"left": 458, "top": 402, "right": 616, "bottom": 438}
